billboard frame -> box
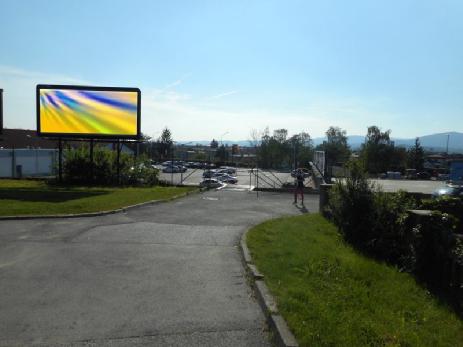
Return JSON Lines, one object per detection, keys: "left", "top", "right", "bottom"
{"left": 36, "top": 84, "right": 141, "bottom": 139}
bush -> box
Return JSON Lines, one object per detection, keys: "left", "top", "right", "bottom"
{"left": 328, "top": 160, "right": 418, "bottom": 269}
{"left": 62, "top": 145, "right": 159, "bottom": 186}
{"left": 371, "top": 191, "right": 417, "bottom": 270}
{"left": 421, "top": 196, "right": 463, "bottom": 233}
{"left": 328, "top": 160, "right": 376, "bottom": 247}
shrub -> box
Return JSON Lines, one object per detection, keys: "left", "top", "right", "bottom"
{"left": 421, "top": 196, "right": 463, "bottom": 233}
{"left": 62, "top": 145, "right": 159, "bottom": 186}
{"left": 329, "top": 160, "right": 418, "bottom": 269}
{"left": 371, "top": 191, "right": 417, "bottom": 270}
{"left": 328, "top": 160, "right": 376, "bottom": 247}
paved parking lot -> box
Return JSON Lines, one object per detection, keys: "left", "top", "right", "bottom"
{"left": 0, "top": 189, "right": 319, "bottom": 346}
{"left": 157, "top": 167, "right": 314, "bottom": 189}
{"left": 159, "top": 166, "right": 446, "bottom": 194}
{"left": 370, "top": 178, "right": 447, "bottom": 194}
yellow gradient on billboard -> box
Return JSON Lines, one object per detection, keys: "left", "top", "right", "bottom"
{"left": 39, "top": 88, "right": 138, "bottom": 136}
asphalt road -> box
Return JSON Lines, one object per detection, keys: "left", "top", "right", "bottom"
{"left": 0, "top": 188, "right": 319, "bottom": 346}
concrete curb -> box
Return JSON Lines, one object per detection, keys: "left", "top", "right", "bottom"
{"left": 0, "top": 189, "right": 199, "bottom": 221}
{"left": 240, "top": 230, "right": 299, "bottom": 347}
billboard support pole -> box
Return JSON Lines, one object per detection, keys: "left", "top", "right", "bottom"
{"left": 90, "top": 139, "right": 94, "bottom": 181}
{"left": 116, "top": 140, "right": 121, "bottom": 185}
{"left": 58, "top": 138, "right": 63, "bottom": 182}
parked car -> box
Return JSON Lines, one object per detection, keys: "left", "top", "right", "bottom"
{"left": 203, "top": 163, "right": 216, "bottom": 169}
{"left": 219, "top": 166, "right": 237, "bottom": 174}
{"left": 203, "top": 169, "right": 217, "bottom": 178}
{"left": 162, "top": 165, "right": 187, "bottom": 173}
{"left": 199, "top": 178, "right": 223, "bottom": 188}
{"left": 432, "top": 186, "right": 463, "bottom": 198}
{"left": 216, "top": 174, "right": 238, "bottom": 184}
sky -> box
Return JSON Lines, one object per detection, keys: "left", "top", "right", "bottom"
{"left": 1, "top": 0, "right": 462, "bottom": 141}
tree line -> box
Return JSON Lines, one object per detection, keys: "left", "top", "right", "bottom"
{"left": 139, "top": 125, "right": 425, "bottom": 174}
{"left": 250, "top": 125, "right": 424, "bottom": 173}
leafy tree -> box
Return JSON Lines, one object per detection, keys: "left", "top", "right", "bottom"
{"left": 156, "top": 127, "right": 173, "bottom": 160}
{"left": 215, "top": 144, "right": 228, "bottom": 162}
{"left": 273, "top": 129, "right": 288, "bottom": 143}
{"left": 290, "top": 132, "right": 313, "bottom": 168}
{"left": 361, "top": 126, "right": 395, "bottom": 174}
{"left": 256, "top": 128, "right": 313, "bottom": 169}
{"left": 407, "top": 137, "right": 424, "bottom": 170}
{"left": 315, "top": 126, "right": 350, "bottom": 167}
{"left": 210, "top": 139, "right": 219, "bottom": 148}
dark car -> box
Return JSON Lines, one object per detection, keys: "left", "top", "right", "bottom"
{"left": 203, "top": 170, "right": 217, "bottom": 178}
{"left": 199, "top": 179, "right": 223, "bottom": 189}
{"left": 216, "top": 174, "right": 238, "bottom": 184}
{"left": 432, "top": 186, "right": 463, "bottom": 198}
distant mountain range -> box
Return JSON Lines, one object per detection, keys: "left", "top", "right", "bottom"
{"left": 313, "top": 131, "right": 463, "bottom": 153}
{"left": 180, "top": 132, "right": 463, "bottom": 153}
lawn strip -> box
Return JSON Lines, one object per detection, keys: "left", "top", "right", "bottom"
{"left": 247, "top": 213, "right": 463, "bottom": 347}
{"left": 0, "top": 179, "right": 196, "bottom": 216}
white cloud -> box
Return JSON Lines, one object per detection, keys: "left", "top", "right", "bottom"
{"left": 208, "top": 90, "right": 239, "bottom": 99}
{"left": 1, "top": 65, "right": 415, "bottom": 141}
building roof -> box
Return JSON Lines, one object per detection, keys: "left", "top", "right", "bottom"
{"left": 0, "top": 129, "right": 58, "bottom": 149}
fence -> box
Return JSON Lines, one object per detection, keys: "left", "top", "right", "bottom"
{"left": 0, "top": 149, "right": 57, "bottom": 178}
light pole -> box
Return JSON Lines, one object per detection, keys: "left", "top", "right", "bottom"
{"left": 171, "top": 141, "right": 194, "bottom": 185}
{"left": 220, "top": 131, "right": 229, "bottom": 146}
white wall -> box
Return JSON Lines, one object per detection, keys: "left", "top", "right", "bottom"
{"left": 0, "top": 149, "right": 57, "bottom": 177}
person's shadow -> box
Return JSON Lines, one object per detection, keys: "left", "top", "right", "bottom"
{"left": 294, "top": 204, "right": 309, "bottom": 214}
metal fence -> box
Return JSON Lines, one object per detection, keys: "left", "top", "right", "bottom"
{"left": 0, "top": 149, "right": 57, "bottom": 178}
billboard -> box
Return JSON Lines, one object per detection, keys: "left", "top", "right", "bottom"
{"left": 37, "top": 85, "right": 140, "bottom": 138}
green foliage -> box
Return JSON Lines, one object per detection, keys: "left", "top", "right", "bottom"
{"left": 156, "top": 127, "right": 173, "bottom": 160}
{"left": 371, "top": 191, "right": 418, "bottom": 270}
{"left": 421, "top": 196, "right": 463, "bottom": 232}
{"left": 315, "top": 126, "right": 351, "bottom": 167}
{"left": 247, "top": 214, "right": 463, "bottom": 346}
{"left": 256, "top": 127, "right": 313, "bottom": 169}
{"left": 328, "top": 160, "right": 376, "bottom": 246}
{"left": 329, "top": 160, "right": 420, "bottom": 270}
{"left": 215, "top": 144, "right": 228, "bottom": 161}
{"left": 360, "top": 125, "right": 406, "bottom": 174}
{"left": 63, "top": 145, "right": 159, "bottom": 186}
{"left": 407, "top": 137, "right": 425, "bottom": 171}
{"left": 328, "top": 161, "right": 463, "bottom": 309}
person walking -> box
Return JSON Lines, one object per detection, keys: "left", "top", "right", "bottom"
{"left": 294, "top": 168, "right": 305, "bottom": 205}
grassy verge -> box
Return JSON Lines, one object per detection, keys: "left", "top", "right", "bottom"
{"left": 0, "top": 179, "right": 196, "bottom": 216}
{"left": 247, "top": 213, "right": 463, "bottom": 346}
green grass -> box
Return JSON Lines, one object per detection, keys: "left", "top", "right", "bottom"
{"left": 247, "top": 213, "right": 463, "bottom": 347}
{"left": 0, "top": 179, "right": 196, "bottom": 216}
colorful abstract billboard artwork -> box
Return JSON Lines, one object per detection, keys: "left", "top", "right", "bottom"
{"left": 36, "top": 85, "right": 141, "bottom": 138}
